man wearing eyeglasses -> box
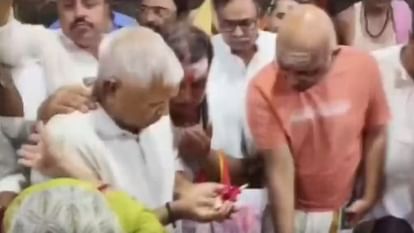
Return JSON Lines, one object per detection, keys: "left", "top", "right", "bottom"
{"left": 207, "top": 0, "right": 276, "bottom": 162}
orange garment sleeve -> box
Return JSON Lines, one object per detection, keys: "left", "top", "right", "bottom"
{"left": 247, "top": 81, "right": 287, "bottom": 150}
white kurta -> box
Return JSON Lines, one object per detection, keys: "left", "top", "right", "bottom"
{"left": 0, "top": 60, "right": 46, "bottom": 192}
{"left": 207, "top": 30, "right": 277, "bottom": 158}
{"left": 0, "top": 15, "right": 100, "bottom": 193}
{"left": 0, "top": 16, "right": 99, "bottom": 92}
{"left": 370, "top": 45, "right": 414, "bottom": 226}
{"left": 32, "top": 108, "right": 177, "bottom": 210}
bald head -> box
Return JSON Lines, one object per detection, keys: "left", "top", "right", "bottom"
{"left": 277, "top": 4, "right": 337, "bottom": 70}
{"left": 276, "top": 5, "right": 338, "bottom": 91}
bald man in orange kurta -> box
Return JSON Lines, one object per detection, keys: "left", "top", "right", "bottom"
{"left": 247, "top": 5, "right": 389, "bottom": 233}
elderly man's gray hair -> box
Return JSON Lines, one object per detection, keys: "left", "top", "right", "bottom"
{"left": 8, "top": 186, "right": 123, "bottom": 233}
{"left": 98, "top": 27, "right": 184, "bottom": 88}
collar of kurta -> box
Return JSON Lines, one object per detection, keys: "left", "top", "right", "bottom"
{"left": 93, "top": 107, "right": 140, "bottom": 140}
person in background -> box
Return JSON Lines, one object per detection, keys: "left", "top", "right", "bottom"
{"left": 17, "top": 27, "right": 234, "bottom": 230}
{"left": 49, "top": 1, "right": 137, "bottom": 31}
{"left": 247, "top": 4, "right": 389, "bottom": 233}
{"left": 161, "top": 22, "right": 262, "bottom": 186}
{"left": 207, "top": 0, "right": 276, "bottom": 172}
{"left": 264, "top": 0, "right": 298, "bottom": 32}
{"left": 161, "top": 23, "right": 213, "bottom": 180}
{"left": 0, "top": 64, "right": 27, "bottom": 211}
{"left": 335, "top": 0, "right": 412, "bottom": 50}
{"left": 360, "top": 30, "right": 414, "bottom": 232}
{"left": 136, "top": 0, "right": 204, "bottom": 32}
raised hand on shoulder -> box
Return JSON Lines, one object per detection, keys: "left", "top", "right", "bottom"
{"left": 38, "top": 85, "right": 97, "bottom": 122}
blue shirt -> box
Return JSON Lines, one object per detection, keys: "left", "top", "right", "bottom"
{"left": 49, "top": 11, "right": 137, "bottom": 31}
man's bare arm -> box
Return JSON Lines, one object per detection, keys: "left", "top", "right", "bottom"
{"left": 332, "top": 5, "right": 355, "bottom": 45}
{"left": 0, "top": 0, "right": 12, "bottom": 26}
{"left": 263, "top": 147, "right": 294, "bottom": 233}
{"left": 346, "top": 126, "right": 387, "bottom": 224}
{"left": 362, "top": 126, "right": 386, "bottom": 205}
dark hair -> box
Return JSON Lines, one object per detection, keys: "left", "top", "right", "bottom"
{"left": 160, "top": 22, "right": 214, "bottom": 65}
{"left": 213, "top": 0, "right": 265, "bottom": 16}
{"left": 173, "top": 0, "right": 205, "bottom": 17}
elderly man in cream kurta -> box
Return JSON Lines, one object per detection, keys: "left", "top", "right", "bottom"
{"left": 19, "top": 28, "right": 234, "bottom": 230}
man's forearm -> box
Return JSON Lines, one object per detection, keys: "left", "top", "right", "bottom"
{"left": 362, "top": 128, "right": 387, "bottom": 203}
{"left": 0, "top": 0, "right": 12, "bottom": 26}
{"left": 265, "top": 149, "right": 295, "bottom": 233}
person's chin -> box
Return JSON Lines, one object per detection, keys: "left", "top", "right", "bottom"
{"left": 71, "top": 33, "right": 97, "bottom": 48}
{"left": 230, "top": 40, "right": 253, "bottom": 50}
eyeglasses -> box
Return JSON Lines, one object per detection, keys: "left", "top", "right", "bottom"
{"left": 219, "top": 19, "right": 257, "bottom": 32}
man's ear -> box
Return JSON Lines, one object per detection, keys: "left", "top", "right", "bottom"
{"left": 102, "top": 78, "right": 120, "bottom": 95}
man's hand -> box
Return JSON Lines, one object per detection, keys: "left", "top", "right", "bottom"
{"left": 17, "top": 122, "right": 97, "bottom": 181}
{"left": 0, "top": 0, "right": 12, "bottom": 26}
{"left": 178, "top": 125, "right": 211, "bottom": 163}
{"left": 17, "top": 122, "right": 63, "bottom": 177}
{"left": 37, "top": 85, "right": 96, "bottom": 122}
{"left": 346, "top": 198, "right": 376, "bottom": 226}
{"left": 173, "top": 182, "right": 235, "bottom": 222}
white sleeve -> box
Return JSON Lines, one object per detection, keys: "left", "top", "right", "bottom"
{"left": 0, "top": 15, "right": 53, "bottom": 66}
{"left": 0, "top": 174, "right": 26, "bottom": 193}
{"left": 0, "top": 119, "right": 31, "bottom": 193}
{"left": 44, "top": 113, "right": 117, "bottom": 184}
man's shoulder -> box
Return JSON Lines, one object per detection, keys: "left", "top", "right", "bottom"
{"left": 46, "top": 111, "right": 95, "bottom": 136}
{"left": 250, "top": 62, "right": 278, "bottom": 94}
{"left": 337, "top": 46, "right": 379, "bottom": 69}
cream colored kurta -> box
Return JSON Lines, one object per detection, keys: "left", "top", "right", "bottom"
{"left": 370, "top": 45, "right": 414, "bottom": 227}
{"left": 33, "top": 108, "right": 177, "bottom": 210}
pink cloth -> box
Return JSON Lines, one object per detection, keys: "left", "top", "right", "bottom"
{"left": 393, "top": 0, "right": 412, "bottom": 44}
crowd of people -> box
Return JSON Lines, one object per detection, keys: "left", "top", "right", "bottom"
{"left": 0, "top": 0, "right": 413, "bottom": 233}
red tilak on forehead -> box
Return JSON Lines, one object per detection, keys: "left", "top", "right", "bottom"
{"left": 184, "top": 70, "right": 195, "bottom": 85}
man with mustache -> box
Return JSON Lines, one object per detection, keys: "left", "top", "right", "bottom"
{"left": 0, "top": 0, "right": 112, "bottom": 205}
{"left": 49, "top": 0, "right": 136, "bottom": 31}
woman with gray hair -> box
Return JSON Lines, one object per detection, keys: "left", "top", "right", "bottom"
{"left": 1, "top": 178, "right": 165, "bottom": 233}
